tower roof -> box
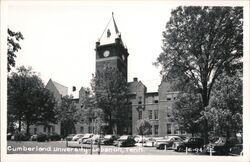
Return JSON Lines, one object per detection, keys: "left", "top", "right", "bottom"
{"left": 97, "top": 12, "right": 123, "bottom": 46}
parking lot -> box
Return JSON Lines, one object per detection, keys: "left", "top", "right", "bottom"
{"left": 7, "top": 141, "right": 191, "bottom": 155}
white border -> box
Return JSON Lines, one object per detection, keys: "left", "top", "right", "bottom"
{"left": 1, "top": 0, "right": 250, "bottom": 162}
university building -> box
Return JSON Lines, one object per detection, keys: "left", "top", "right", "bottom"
{"left": 30, "top": 14, "right": 185, "bottom": 137}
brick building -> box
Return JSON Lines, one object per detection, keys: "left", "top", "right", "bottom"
{"left": 93, "top": 13, "right": 184, "bottom": 137}
{"left": 30, "top": 13, "right": 184, "bottom": 137}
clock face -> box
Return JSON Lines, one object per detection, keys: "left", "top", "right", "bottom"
{"left": 103, "top": 50, "right": 110, "bottom": 57}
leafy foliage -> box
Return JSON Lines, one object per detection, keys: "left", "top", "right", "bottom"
{"left": 55, "top": 95, "right": 78, "bottom": 136}
{"left": 172, "top": 93, "right": 203, "bottom": 136}
{"left": 202, "top": 73, "right": 242, "bottom": 138}
{"left": 136, "top": 119, "right": 152, "bottom": 136}
{"left": 91, "top": 66, "right": 129, "bottom": 134}
{"left": 7, "top": 29, "right": 24, "bottom": 72}
{"left": 155, "top": 6, "right": 243, "bottom": 143}
{"left": 8, "top": 66, "right": 57, "bottom": 135}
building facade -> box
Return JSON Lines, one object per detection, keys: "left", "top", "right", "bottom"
{"left": 93, "top": 13, "right": 184, "bottom": 137}
{"left": 30, "top": 13, "right": 184, "bottom": 137}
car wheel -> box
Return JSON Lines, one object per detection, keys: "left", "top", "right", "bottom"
{"left": 159, "top": 145, "right": 164, "bottom": 150}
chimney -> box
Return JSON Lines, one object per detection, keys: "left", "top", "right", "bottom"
{"left": 133, "top": 77, "right": 138, "bottom": 82}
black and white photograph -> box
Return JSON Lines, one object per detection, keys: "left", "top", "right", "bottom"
{"left": 1, "top": 0, "right": 249, "bottom": 162}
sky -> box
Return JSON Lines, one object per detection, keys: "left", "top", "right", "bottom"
{"left": 8, "top": 1, "right": 178, "bottom": 94}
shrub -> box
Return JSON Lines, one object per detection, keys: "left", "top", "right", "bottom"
{"left": 12, "top": 132, "right": 30, "bottom": 141}
{"left": 48, "top": 133, "right": 61, "bottom": 141}
{"left": 37, "top": 134, "right": 48, "bottom": 142}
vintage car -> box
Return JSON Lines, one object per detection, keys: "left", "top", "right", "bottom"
{"left": 172, "top": 137, "right": 204, "bottom": 152}
{"left": 72, "top": 134, "right": 85, "bottom": 141}
{"left": 65, "top": 134, "right": 75, "bottom": 141}
{"left": 78, "top": 133, "right": 94, "bottom": 144}
{"left": 134, "top": 135, "right": 148, "bottom": 143}
{"left": 101, "top": 134, "right": 119, "bottom": 145}
{"left": 155, "top": 136, "right": 183, "bottom": 150}
{"left": 85, "top": 134, "right": 104, "bottom": 145}
{"left": 206, "top": 137, "right": 238, "bottom": 155}
{"left": 113, "top": 135, "right": 136, "bottom": 147}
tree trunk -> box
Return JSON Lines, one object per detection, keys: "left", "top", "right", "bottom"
{"left": 18, "top": 118, "right": 21, "bottom": 132}
{"left": 142, "top": 134, "right": 144, "bottom": 146}
{"left": 201, "top": 89, "right": 209, "bottom": 144}
{"left": 26, "top": 121, "right": 30, "bottom": 136}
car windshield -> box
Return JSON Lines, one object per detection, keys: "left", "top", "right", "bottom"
{"left": 92, "top": 135, "right": 100, "bottom": 139}
{"left": 165, "top": 136, "right": 177, "bottom": 141}
{"left": 104, "top": 135, "right": 112, "bottom": 139}
{"left": 119, "top": 136, "right": 128, "bottom": 140}
{"left": 83, "top": 134, "right": 92, "bottom": 138}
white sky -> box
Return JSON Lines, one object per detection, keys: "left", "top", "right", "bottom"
{"left": 7, "top": 1, "right": 178, "bottom": 94}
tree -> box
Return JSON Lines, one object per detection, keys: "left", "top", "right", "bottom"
{"left": 7, "top": 29, "right": 24, "bottom": 72}
{"left": 155, "top": 6, "right": 243, "bottom": 143}
{"left": 91, "top": 66, "right": 129, "bottom": 135}
{"left": 8, "top": 66, "right": 57, "bottom": 135}
{"left": 75, "top": 89, "right": 105, "bottom": 134}
{"left": 136, "top": 119, "right": 152, "bottom": 146}
{"left": 172, "top": 93, "right": 203, "bottom": 137}
{"left": 202, "top": 73, "right": 242, "bottom": 140}
{"left": 55, "top": 95, "right": 77, "bottom": 137}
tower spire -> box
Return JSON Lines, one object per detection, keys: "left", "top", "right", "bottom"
{"left": 112, "top": 12, "right": 119, "bottom": 34}
{"left": 97, "top": 12, "right": 122, "bottom": 46}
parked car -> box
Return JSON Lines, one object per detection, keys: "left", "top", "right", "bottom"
{"left": 113, "top": 135, "right": 136, "bottom": 147}
{"left": 85, "top": 134, "right": 104, "bottom": 145}
{"left": 143, "top": 137, "right": 157, "bottom": 147}
{"left": 229, "top": 144, "right": 243, "bottom": 156}
{"left": 72, "top": 134, "right": 85, "bottom": 141}
{"left": 155, "top": 136, "right": 183, "bottom": 150}
{"left": 65, "top": 134, "right": 75, "bottom": 141}
{"left": 172, "top": 137, "right": 204, "bottom": 152}
{"left": 205, "top": 137, "right": 238, "bottom": 155}
{"left": 134, "top": 135, "right": 148, "bottom": 143}
{"left": 101, "top": 135, "right": 119, "bottom": 145}
{"left": 78, "top": 133, "right": 94, "bottom": 144}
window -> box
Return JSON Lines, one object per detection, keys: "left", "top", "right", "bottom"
{"left": 167, "top": 123, "right": 172, "bottom": 134}
{"left": 34, "top": 128, "right": 37, "bottom": 134}
{"left": 167, "top": 97, "right": 171, "bottom": 101}
{"left": 148, "top": 110, "right": 152, "bottom": 119}
{"left": 154, "top": 125, "right": 159, "bottom": 135}
{"left": 43, "top": 126, "right": 46, "bottom": 132}
{"left": 154, "top": 110, "right": 158, "bottom": 120}
{"left": 154, "top": 96, "right": 159, "bottom": 103}
{"left": 88, "top": 126, "right": 92, "bottom": 133}
{"left": 149, "top": 125, "right": 152, "bottom": 135}
{"left": 166, "top": 108, "right": 171, "bottom": 117}
{"left": 52, "top": 126, "right": 55, "bottom": 132}
{"left": 138, "top": 96, "right": 142, "bottom": 104}
{"left": 138, "top": 111, "right": 142, "bottom": 119}
{"left": 80, "top": 126, "right": 84, "bottom": 133}
{"left": 48, "top": 127, "right": 51, "bottom": 133}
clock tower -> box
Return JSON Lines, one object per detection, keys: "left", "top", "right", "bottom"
{"left": 95, "top": 13, "right": 129, "bottom": 81}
